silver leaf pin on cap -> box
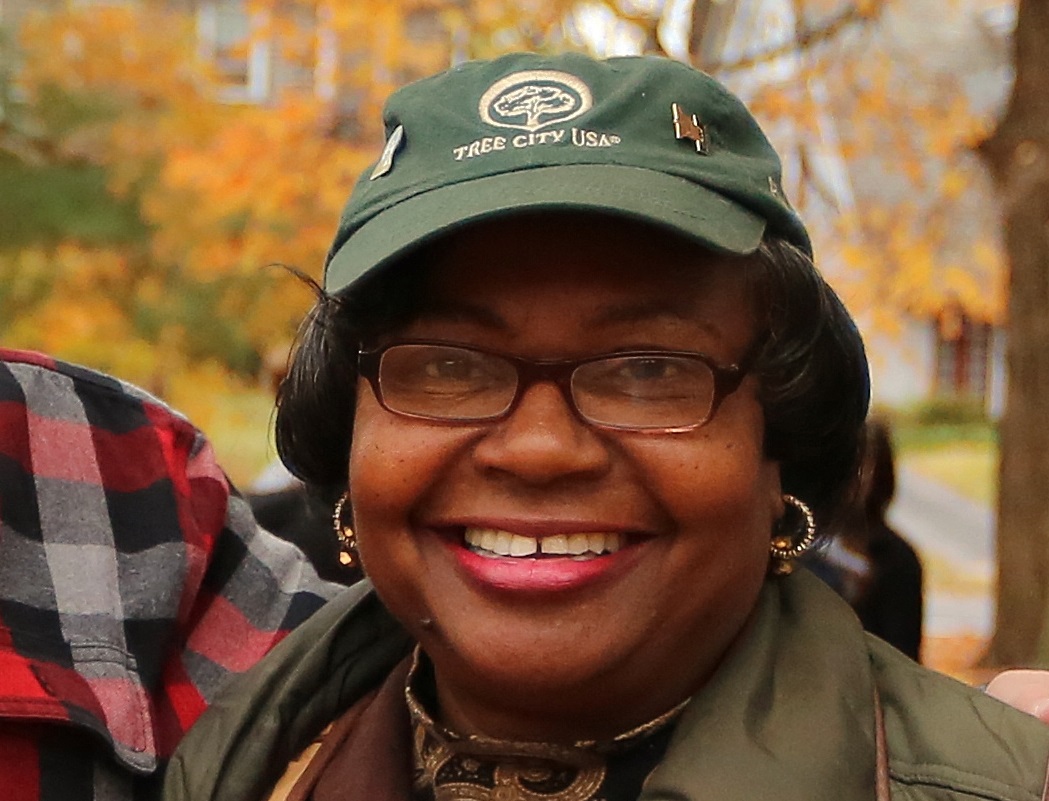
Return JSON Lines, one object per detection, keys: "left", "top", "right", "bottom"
{"left": 370, "top": 125, "right": 405, "bottom": 180}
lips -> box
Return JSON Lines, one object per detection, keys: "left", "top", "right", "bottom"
{"left": 440, "top": 523, "right": 646, "bottom": 593}
{"left": 464, "top": 527, "right": 624, "bottom": 559}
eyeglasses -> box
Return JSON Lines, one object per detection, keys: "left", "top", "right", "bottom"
{"left": 358, "top": 340, "right": 760, "bottom": 433}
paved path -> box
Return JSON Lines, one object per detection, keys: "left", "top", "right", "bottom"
{"left": 888, "top": 467, "right": 995, "bottom": 637}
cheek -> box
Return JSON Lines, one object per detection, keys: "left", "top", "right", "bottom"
{"left": 676, "top": 443, "right": 779, "bottom": 621}
{"left": 632, "top": 415, "right": 781, "bottom": 580}
{"left": 348, "top": 395, "right": 433, "bottom": 617}
{"left": 349, "top": 388, "right": 444, "bottom": 516}
{"left": 617, "top": 430, "right": 777, "bottom": 663}
{"left": 348, "top": 391, "right": 475, "bottom": 616}
{"left": 644, "top": 424, "right": 778, "bottom": 523}
{"left": 675, "top": 453, "right": 778, "bottom": 563}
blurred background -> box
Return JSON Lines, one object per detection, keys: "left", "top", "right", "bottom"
{"left": 2, "top": 0, "right": 1047, "bottom": 674}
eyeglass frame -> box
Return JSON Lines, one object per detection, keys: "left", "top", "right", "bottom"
{"left": 356, "top": 338, "right": 766, "bottom": 434}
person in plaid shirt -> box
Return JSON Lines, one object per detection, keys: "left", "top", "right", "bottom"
{"left": 0, "top": 348, "right": 342, "bottom": 800}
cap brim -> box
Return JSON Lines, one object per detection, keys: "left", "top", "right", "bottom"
{"left": 325, "top": 164, "right": 766, "bottom": 295}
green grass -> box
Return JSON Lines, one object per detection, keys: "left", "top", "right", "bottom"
{"left": 900, "top": 443, "right": 998, "bottom": 506}
{"left": 894, "top": 422, "right": 997, "bottom": 452}
{"left": 201, "top": 388, "right": 279, "bottom": 490}
{"left": 894, "top": 420, "right": 998, "bottom": 506}
{"left": 0, "top": 157, "right": 147, "bottom": 249}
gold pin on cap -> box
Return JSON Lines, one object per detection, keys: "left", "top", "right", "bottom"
{"left": 672, "top": 103, "right": 708, "bottom": 154}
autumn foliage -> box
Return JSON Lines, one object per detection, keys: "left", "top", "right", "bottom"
{"left": 0, "top": 0, "right": 1008, "bottom": 430}
{"left": 0, "top": 1, "right": 578, "bottom": 421}
{"left": 733, "top": 3, "right": 1005, "bottom": 334}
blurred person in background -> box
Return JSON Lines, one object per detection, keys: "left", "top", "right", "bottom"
{"left": 807, "top": 417, "right": 924, "bottom": 660}
{"left": 0, "top": 348, "right": 341, "bottom": 801}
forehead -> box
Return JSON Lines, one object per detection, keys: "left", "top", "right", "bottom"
{"left": 416, "top": 213, "right": 758, "bottom": 339}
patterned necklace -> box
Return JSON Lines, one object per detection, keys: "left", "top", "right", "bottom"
{"left": 404, "top": 648, "right": 689, "bottom": 801}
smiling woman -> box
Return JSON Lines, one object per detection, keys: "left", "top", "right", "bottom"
{"left": 164, "top": 52, "right": 1049, "bottom": 801}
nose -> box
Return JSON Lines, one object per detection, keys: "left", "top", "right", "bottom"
{"left": 472, "top": 381, "right": 612, "bottom": 485}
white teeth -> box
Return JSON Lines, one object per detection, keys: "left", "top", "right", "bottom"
{"left": 493, "top": 530, "right": 512, "bottom": 555}
{"left": 566, "top": 533, "right": 589, "bottom": 555}
{"left": 465, "top": 528, "right": 624, "bottom": 558}
{"left": 540, "top": 535, "right": 569, "bottom": 554}
{"left": 510, "top": 534, "right": 538, "bottom": 556}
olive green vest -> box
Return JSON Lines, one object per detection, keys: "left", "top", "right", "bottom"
{"left": 164, "top": 574, "right": 1049, "bottom": 801}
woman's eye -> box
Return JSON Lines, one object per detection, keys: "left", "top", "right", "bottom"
{"left": 424, "top": 357, "right": 479, "bottom": 381}
{"left": 620, "top": 358, "right": 679, "bottom": 381}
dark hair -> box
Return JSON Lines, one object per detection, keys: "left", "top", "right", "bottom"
{"left": 749, "top": 238, "right": 870, "bottom": 523}
{"left": 273, "top": 255, "right": 431, "bottom": 505}
{"left": 275, "top": 234, "right": 870, "bottom": 523}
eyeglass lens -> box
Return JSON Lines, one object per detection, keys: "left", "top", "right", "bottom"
{"left": 571, "top": 355, "right": 716, "bottom": 429}
{"left": 376, "top": 344, "right": 718, "bottom": 430}
{"left": 378, "top": 344, "right": 518, "bottom": 419}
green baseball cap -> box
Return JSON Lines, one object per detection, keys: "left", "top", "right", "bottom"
{"left": 324, "top": 51, "right": 811, "bottom": 295}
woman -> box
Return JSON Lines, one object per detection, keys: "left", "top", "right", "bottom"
{"left": 164, "top": 52, "right": 1049, "bottom": 801}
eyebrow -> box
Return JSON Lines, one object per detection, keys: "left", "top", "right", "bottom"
{"left": 415, "top": 298, "right": 724, "bottom": 340}
{"left": 414, "top": 300, "right": 509, "bottom": 331}
{"left": 591, "top": 300, "right": 724, "bottom": 339}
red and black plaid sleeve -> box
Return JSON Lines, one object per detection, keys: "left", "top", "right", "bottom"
{"left": 0, "top": 349, "right": 341, "bottom": 801}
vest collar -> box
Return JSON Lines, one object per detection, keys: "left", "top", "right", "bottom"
{"left": 642, "top": 572, "right": 879, "bottom": 801}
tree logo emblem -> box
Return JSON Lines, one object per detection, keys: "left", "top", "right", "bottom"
{"left": 479, "top": 71, "right": 593, "bottom": 132}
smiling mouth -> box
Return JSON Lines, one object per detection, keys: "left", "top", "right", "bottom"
{"left": 463, "top": 527, "right": 624, "bottom": 561}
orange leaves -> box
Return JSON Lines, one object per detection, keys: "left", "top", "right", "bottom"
{"left": 4, "top": 0, "right": 1008, "bottom": 416}
{"left": 17, "top": 6, "right": 205, "bottom": 111}
{"left": 732, "top": 1, "right": 1008, "bottom": 334}
{"left": 0, "top": 245, "right": 142, "bottom": 376}
{"left": 1, "top": 0, "right": 587, "bottom": 423}
{"left": 147, "top": 96, "right": 367, "bottom": 282}
{"left": 829, "top": 184, "right": 1007, "bottom": 338}
{"left": 941, "top": 167, "right": 972, "bottom": 200}
{"left": 14, "top": 4, "right": 234, "bottom": 203}
{"left": 438, "top": 0, "right": 577, "bottom": 58}
{"left": 748, "top": 85, "right": 824, "bottom": 138}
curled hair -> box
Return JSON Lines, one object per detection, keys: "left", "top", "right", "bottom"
{"left": 749, "top": 239, "right": 870, "bottom": 524}
{"left": 274, "top": 257, "right": 430, "bottom": 503}
{"left": 276, "top": 236, "right": 870, "bottom": 521}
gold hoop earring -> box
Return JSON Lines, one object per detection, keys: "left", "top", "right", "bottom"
{"left": 332, "top": 492, "right": 358, "bottom": 567}
{"left": 769, "top": 494, "right": 817, "bottom": 576}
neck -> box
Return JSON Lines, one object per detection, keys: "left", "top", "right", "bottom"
{"left": 413, "top": 648, "right": 703, "bottom": 744}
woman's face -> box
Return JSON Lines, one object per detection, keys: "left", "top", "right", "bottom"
{"left": 349, "top": 214, "right": 783, "bottom": 741}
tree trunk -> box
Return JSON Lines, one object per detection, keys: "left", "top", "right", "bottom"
{"left": 978, "top": 0, "right": 1049, "bottom": 667}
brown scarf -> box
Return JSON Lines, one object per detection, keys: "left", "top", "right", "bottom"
{"left": 279, "top": 658, "right": 415, "bottom": 801}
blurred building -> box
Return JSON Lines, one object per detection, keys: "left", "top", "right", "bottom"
{"left": 1, "top": 0, "right": 442, "bottom": 103}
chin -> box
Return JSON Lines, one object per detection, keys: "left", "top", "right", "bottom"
{"left": 419, "top": 611, "right": 653, "bottom": 729}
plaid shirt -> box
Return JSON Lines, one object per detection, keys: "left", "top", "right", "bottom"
{"left": 0, "top": 349, "right": 342, "bottom": 800}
